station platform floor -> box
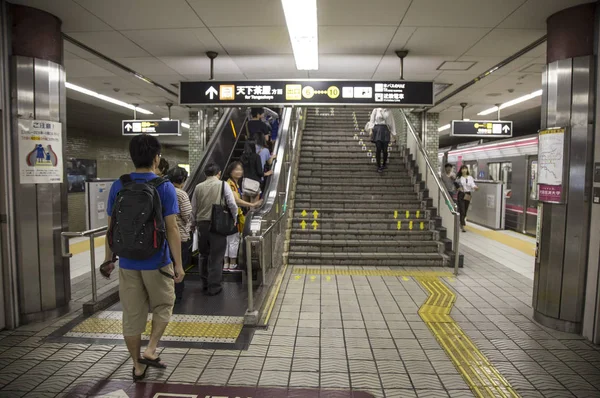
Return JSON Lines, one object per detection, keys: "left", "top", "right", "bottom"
{"left": 0, "top": 227, "right": 599, "bottom": 397}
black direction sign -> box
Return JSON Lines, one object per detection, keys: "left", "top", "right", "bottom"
{"left": 122, "top": 120, "right": 181, "bottom": 136}
{"left": 451, "top": 120, "right": 513, "bottom": 138}
{"left": 179, "top": 80, "right": 434, "bottom": 107}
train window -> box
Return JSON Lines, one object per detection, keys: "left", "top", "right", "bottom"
{"left": 488, "top": 163, "right": 500, "bottom": 181}
{"left": 501, "top": 162, "right": 512, "bottom": 192}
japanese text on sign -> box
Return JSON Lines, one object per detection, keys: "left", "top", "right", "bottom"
{"left": 18, "top": 119, "right": 63, "bottom": 184}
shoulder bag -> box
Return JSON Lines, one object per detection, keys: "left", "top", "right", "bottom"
{"left": 210, "top": 181, "right": 238, "bottom": 236}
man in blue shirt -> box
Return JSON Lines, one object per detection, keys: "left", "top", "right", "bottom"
{"left": 103, "top": 134, "right": 183, "bottom": 381}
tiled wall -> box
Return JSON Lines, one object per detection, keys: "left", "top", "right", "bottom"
{"left": 403, "top": 112, "right": 440, "bottom": 171}
{"left": 66, "top": 128, "right": 187, "bottom": 232}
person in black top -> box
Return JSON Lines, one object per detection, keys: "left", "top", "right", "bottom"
{"left": 240, "top": 141, "right": 264, "bottom": 203}
{"left": 246, "top": 107, "right": 271, "bottom": 140}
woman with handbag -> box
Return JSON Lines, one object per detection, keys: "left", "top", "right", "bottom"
{"left": 224, "top": 161, "right": 262, "bottom": 270}
{"left": 367, "top": 108, "right": 396, "bottom": 173}
{"left": 241, "top": 141, "right": 269, "bottom": 203}
{"left": 457, "top": 165, "right": 479, "bottom": 232}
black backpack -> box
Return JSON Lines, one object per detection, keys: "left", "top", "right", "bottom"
{"left": 108, "top": 175, "right": 167, "bottom": 260}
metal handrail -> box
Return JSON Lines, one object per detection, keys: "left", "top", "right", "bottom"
{"left": 399, "top": 110, "right": 461, "bottom": 276}
{"left": 400, "top": 110, "right": 459, "bottom": 215}
{"left": 61, "top": 227, "right": 108, "bottom": 302}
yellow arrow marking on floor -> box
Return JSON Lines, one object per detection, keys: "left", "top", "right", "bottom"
{"left": 325, "top": 276, "right": 331, "bottom": 281}
{"left": 402, "top": 276, "right": 409, "bottom": 281}
{"left": 406, "top": 211, "right": 410, "bottom": 219}
{"left": 397, "top": 221, "right": 402, "bottom": 230}
{"left": 420, "top": 222, "right": 425, "bottom": 230}
{"left": 294, "top": 275, "right": 301, "bottom": 280}
{"left": 416, "top": 210, "right": 420, "bottom": 219}
{"left": 301, "top": 220, "right": 307, "bottom": 230}
{"left": 394, "top": 210, "right": 398, "bottom": 219}
{"left": 313, "top": 210, "right": 319, "bottom": 219}
{"left": 409, "top": 221, "right": 414, "bottom": 230}
{"left": 312, "top": 220, "right": 319, "bottom": 230}
{"left": 310, "top": 276, "right": 316, "bottom": 281}
{"left": 301, "top": 210, "right": 307, "bottom": 217}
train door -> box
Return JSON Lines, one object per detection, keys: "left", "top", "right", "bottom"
{"left": 464, "top": 161, "right": 479, "bottom": 179}
{"left": 525, "top": 156, "right": 538, "bottom": 235}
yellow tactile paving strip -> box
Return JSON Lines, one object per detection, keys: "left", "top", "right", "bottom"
{"left": 65, "top": 311, "right": 244, "bottom": 343}
{"left": 69, "top": 236, "right": 106, "bottom": 256}
{"left": 466, "top": 225, "right": 535, "bottom": 257}
{"left": 292, "top": 267, "right": 519, "bottom": 397}
{"left": 417, "top": 277, "right": 520, "bottom": 398}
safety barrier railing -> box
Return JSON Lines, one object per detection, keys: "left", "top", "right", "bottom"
{"left": 60, "top": 226, "right": 108, "bottom": 302}
{"left": 243, "top": 107, "right": 304, "bottom": 324}
{"left": 399, "top": 110, "right": 461, "bottom": 275}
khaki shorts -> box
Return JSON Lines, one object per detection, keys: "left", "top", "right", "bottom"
{"left": 119, "top": 264, "right": 175, "bottom": 336}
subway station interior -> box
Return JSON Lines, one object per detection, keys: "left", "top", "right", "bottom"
{"left": 1, "top": 0, "right": 600, "bottom": 397}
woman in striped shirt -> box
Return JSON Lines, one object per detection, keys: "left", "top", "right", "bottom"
{"left": 167, "top": 166, "right": 193, "bottom": 303}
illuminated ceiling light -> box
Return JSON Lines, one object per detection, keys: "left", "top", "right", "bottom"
{"left": 161, "top": 117, "right": 170, "bottom": 120}
{"left": 478, "top": 89, "right": 543, "bottom": 116}
{"left": 65, "top": 82, "right": 153, "bottom": 115}
{"left": 438, "top": 124, "right": 450, "bottom": 132}
{"left": 282, "top": 0, "right": 318, "bottom": 70}
{"left": 181, "top": 123, "right": 190, "bottom": 129}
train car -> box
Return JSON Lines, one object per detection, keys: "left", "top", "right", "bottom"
{"left": 441, "top": 135, "right": 539, "bottom": 235}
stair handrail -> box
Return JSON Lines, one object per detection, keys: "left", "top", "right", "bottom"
{"left": 399, "top": 109, "right": 461, "bottom": 275}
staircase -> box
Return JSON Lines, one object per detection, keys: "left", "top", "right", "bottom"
{"left": 287, "top": 107, "right": 450, "bottom": 268}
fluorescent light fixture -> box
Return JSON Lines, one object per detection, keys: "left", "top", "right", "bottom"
{"left": 65, "top": 82, "right": 153, "bottom": 115}
{"left": 281, "top": 0, "right": 318, "bottom": 70}
{"left": 438, "top": 124, "right": 450, "bottom": 132}
{"left": 161, "top": 117, "right": 170, "bottom": 120}
{"left": 181, "top": 123, "right": 190, "bottom": 129}
{"left": 478, "top": 89, "right": 543, "bottom": 116}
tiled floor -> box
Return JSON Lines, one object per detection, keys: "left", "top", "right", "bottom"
{"left": 0, "top": 242, "right": 599, "bottom": 397}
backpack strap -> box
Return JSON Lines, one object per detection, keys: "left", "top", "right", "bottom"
{"left": 148, "top": 177, "right": 167, "bottom": 188}
{"left": 120, "top": 174, "right": 134, "bottom": 186}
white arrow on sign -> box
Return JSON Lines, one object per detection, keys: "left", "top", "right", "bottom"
{"left": 205, "top": 86, "right": 218, "bottom": 99}
{"left": 124, "top": 123, "right": 133, "bottom": 132}
{"left": 502, "top": 125, "right": 511, "bottom": 133}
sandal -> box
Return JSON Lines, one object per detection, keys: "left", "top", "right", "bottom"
{"left": 132, "top": 365, "right": 148, "bottom": 382}
{"left": 139, "top": 356, "right": 167, "bottom": 369}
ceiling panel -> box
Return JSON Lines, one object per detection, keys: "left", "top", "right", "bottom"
{"left": 310, "top": 55, "right": 382, "bottom": 78}
{"left": 63, "top": 41, "right": 100, "bottom": 60}
{"left": 500, "top": 0, "right": 593, "bottom": 29}
{"left": 376, "top": 55, "right": 449, "bottom": 78}
{"left": 74, "top": 0, "right": 204, "bottom": 29}
{"left": 465, "top": 29, "right": 546, "bottom": 57}
{"left": 245, "top": 71, "right": 310, "bottom": 79}
{"left": 68, "top": 76, "right": 149, "bottom": 91}
{"left": 184, "top": 73, "right": 247, "bottom": 81}
{"left": 187, "top": 0, "right": 285, "bottom": 27}
{"left": 404, "top": 27, "right": 491, "bottom": 56}
{"left": 116, "top": 58, "right": 181, "bottom": 76}
{"left": 319, "top": 0, "right": 411, "bottom": 26}
{"left": 64, "top": 59, "right": 115, "bottom": 78}
{"left": 210, "top": 27, "right": 292, "bottom": 55}
{"left": 319, "top": 27, "right": 397, "bottom": 55}
{"left": 159, "top": 55, "right": 243, "bottom": 76}
{"left": 386, "top": 27, "right": 417, "bottom": 53}
{"left": 9, "top": 0, "right": 112, "bottom": 32}
{"left": 401, "top": 0, "right": 525, "bottom": 28}
{"left": 121, "top": 28, "right": 222, "bottom": 57}
{"left": 68, "top": 31, "right": 150, "bottom": 58}
{"left": 231, "top": 55, "right": 299, "bottom": 74}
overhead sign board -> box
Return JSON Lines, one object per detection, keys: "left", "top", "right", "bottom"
{"left": 179, "top": 80, "right": 434, "bottom": 107}
{"left": 122, "top": 120, "right": 181, "bottom": 136}
{"left": 451, "top": 120, "right": 513, "bottom": 138}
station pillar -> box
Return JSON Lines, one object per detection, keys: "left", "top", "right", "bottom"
{"left": 0, "top": 2, "right": 68, "bottom": 327}
{"left": 188, "top": 109, "right": 205, "bottom": 174}
{"left": 533, "top": 2, "right": 596, "bottom": 335}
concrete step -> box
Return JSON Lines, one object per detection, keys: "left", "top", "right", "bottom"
{"left": 293, "top": 208, "right": 429, "bottom": 220}
{"left": 298, "top": 170, "right": 411, "bottom": 179}
{"left": 301, "top": 145, "right": 393, "bottom": 152}
{"left": 297, "top": 176, "right": 414, "bottom": 185}
{"left": 290, "top": 217, "right": 433, "bottom": 231}
{"left": 287, "top": 252, "right": 446, "bottom": 267}
{"left": 294, "top": 198, "right": 423, "bottom": 210}
{"left": 298, "top": 164, "right": 410, "bottom": 173}
{"left": 295, "top": 192, "right": 419, "bottom": 201}
{"left": 296, "top": 184, "right": 416, "bottom": 193}
{"left": 299, "top": 158, "right": 404, "bottom": 167}
{"left": 290, "top": 229, "right": 437, "bottom": 241}
{"left": 290, "top": 239, "right": 442, "bottom": 254}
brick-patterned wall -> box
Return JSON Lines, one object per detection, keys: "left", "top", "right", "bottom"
{"left": 66, "top": 129, "right": 187, "bottom": 232}
{"left": 399, "top": 111, "right": 440, "bottom": 171}
{"left": 188, "top": 110, "right": 203, "bottom": 175}
{"left": 390, "top": 109, "right": 407, "bottom": 148}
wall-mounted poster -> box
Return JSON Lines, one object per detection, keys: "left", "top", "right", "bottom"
{"left": 66, "top": 158, "right": 97, "bottom": 193}
{"left": 18, "top": 119, "right": 63, "bottom": 184}
{"left": 538, "top": 127, "right": 566, "bottom": 203}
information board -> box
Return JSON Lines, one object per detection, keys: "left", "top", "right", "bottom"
{"left": 538, "top": 127, "right": 566, "bottom": 203}
{"left": 122, "top": 120, "right": 181, "bottom": 136}
{"left": 18, "top": 119, "right": 63, "bottom": 184}
{"left": 451, "top": 120, "right": 513, "bottom": 137}
{"left": 179, "top": 80, "right": 434, "bottom": 107}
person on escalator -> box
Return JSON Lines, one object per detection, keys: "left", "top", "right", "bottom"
{"left": 246, "top": 107, "right": 271, "bottom": 140}
{"left": 166, "top": 166, "right": 192, "bottom": 304}
{"left": 368, "top": 107, "right": 396, "bottom": 173}
{"left": 240, "top": 140, "right": 269, "bottom": 203}
{"left": 224, "top": 161, "right": 263, "bottom": 271}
